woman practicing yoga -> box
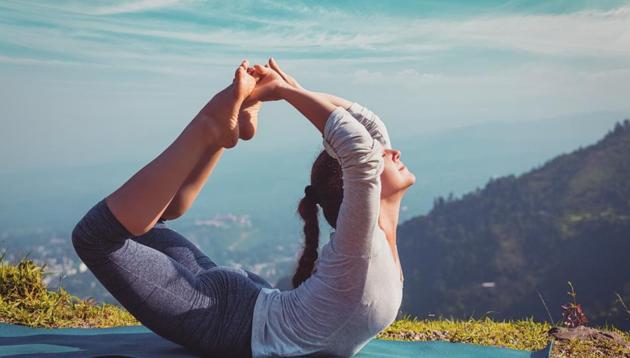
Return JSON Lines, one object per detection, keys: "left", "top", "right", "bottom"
{"left": 72, "top": 58, "right": 415, "bottom": 357}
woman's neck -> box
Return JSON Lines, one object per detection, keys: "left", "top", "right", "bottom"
{"left": 378, "top": 196, "right": 402, "bottom": 245}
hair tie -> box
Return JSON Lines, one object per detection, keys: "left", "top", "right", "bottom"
{"left": 304, "top": 185, "right": 319, "bottom": 203}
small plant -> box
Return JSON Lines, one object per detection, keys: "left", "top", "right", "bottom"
{"left": 561, "top": 281, "right": 589, "bottom": 328}
{"left": 613, "top": 292, "right": 630, "bottom": 317}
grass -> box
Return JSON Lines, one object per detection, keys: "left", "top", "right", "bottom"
{"left": 1, "top": 257, "right": 628, "bottom": 357}
{"left": 0, "top": 256, "right": 138, "bottom": 328}
{"left": 378, "top": 315, "right": 630, "bottom": 357}
{"left": 378, "top": 315, "right": 552, "bottom": 351}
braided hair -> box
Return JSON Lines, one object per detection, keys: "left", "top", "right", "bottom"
{"left": 292, "top": 150, "right": 343, "bottom": 289}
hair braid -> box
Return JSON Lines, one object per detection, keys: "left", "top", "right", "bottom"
{"left": 292, "top": 194, "right": 320, "bottom": 288}
{"left": 291, "top": 150, "right": 343, "bottom": 289}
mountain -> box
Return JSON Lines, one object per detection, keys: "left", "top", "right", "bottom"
{"left": 398, "top": 120, "right": 630, "bottom": 330}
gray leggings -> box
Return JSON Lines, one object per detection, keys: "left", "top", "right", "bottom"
{"left": 71, "top": 199, "right": 270, "bottom": 357}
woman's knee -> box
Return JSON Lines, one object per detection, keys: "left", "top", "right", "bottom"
{"left": 71, "top": 214, "right": 110, "bottom": 264}
{"left": 71, "top": 199, "right": 131, "bottom": 261}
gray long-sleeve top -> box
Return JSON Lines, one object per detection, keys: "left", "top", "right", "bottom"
{"left": 250, "top": 103, "right": 403, "bottom": 357}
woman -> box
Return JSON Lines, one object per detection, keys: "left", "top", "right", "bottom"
{"left": 72, "top": 58, "right": 415, "bottom": 357}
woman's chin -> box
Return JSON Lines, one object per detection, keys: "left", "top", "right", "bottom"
{"left": 399, "top": 178, "right": 415, "bottom": 194}
{"left": 405, "top": 171, "right": 416, "bottom": 187}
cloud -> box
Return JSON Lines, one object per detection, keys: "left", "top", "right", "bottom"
{"left": 352, "top": 68, "right": 442, "bottom": 85}
{"left": 425, "top": 6, "right": 630, "bottom": 56}
{"left": 72, "top": 0, "right": 188, "bottom": 15}
{"left": 0, "top": 55, "right": 80, "bottom": 66}
{"left": 0, "top": 1, "right": 629, "bottom": 78}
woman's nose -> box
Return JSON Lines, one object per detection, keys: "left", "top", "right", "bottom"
{"left": 392, "top": 149, "right": 401, "bottom": 161}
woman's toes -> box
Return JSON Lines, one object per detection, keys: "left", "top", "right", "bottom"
{"left": 233, "top": 67, "right": 256, "bottom": 101}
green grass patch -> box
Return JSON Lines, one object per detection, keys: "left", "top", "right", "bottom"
{"left": 0, "top": 257, "right": 138, "bottom": 328}
{"left": 378, "top": 315, "right": 551, "bottom": 351}
{"left": 378, "top": 315, "right": 630, "bottom": 357}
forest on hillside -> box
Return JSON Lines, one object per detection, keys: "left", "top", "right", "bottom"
{"left": 398, "top": 120, "right": 630, "bottom": 330}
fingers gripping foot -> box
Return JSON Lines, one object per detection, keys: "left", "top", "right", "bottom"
{"left": 198, "top": 60, "right": 257, "bottom": 148}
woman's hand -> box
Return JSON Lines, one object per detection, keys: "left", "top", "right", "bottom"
{"left": 251, "top": 60, "right": 336, "bottom": 134}
{"left": 244, "top": 58, "right": 302, "bottom": 104}
{"left": 268, "top": 57, "right": 302, "bottom": 90}
{"left": 246, "top": 64, "right": 288, "bottom": 103}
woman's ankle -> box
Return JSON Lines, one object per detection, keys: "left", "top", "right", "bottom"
{"left": 194, "top": 87, "right": 243, "bottom": 148}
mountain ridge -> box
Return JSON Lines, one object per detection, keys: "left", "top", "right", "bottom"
{"left": 397, "top": 119, "right": 630, "bottom": 330}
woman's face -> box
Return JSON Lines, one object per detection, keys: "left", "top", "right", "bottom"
{"left": 380, "top": 148, "right": 415, "bottom": 199}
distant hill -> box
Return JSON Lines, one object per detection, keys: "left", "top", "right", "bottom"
{"left": 398, "top": 120, "right": 630, "bottom": 330}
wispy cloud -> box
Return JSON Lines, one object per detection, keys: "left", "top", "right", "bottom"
{"left": 1, "top": 1, "right": 629, "bottom": 87}
{"left": 0, "top": 55, "right": 80, "bottom": 67}
{"left": 423, "top": 6, "right": 630, "bottom": 56}
{"left": 2, "top": 1, "right": 629, "bottom": 76}
{"left": 352, "top": 69, "right": 443, "bottom": 85}
{"left": 51, "top": 0, "right": 189, "bottom": 16}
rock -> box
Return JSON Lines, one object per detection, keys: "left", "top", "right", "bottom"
{"left": 548, "top": 326, "right": 629, "bottom": 348}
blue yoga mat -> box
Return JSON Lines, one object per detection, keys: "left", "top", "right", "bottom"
{"left": 0, "top": 323, "right": 552, "bottom": 357}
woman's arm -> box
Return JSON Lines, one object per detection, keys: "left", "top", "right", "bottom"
{"left": 318, "top": 107, "right": 384, "bottom": 258}
{"left": 344, "top": 102, "right": 392, "bottom": 149}
{"left": 311, "top": 92, "right": 353, "bottom": 110}
{"left": 248, "top": 65, "right": 337, "bottom": 134}
{"left": 251, "top": 63, "right": 384, "bottom": 256}
{"left": 278, "top": 86, "right": 337, "bottom": 134}
{"left": 267, "top": 80, "right": 383, "bottom": 257}
{"left": 308, "top": 94, "right": 392, "bottom": 150}
{"left": 267, "top": 58, "right": 391, "bottom": 148}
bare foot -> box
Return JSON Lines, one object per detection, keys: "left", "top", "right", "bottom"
{"left": 237, "top": 63, "right": 289, "bottom": 140}
{"left": 197, "top": 60, "right": 257, "bottom": 148}
{"left": 238, "top": 98, "right": 261, "bottom": 141}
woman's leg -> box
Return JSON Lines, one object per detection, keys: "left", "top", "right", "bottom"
{"left": 72, "top": 199, "right": 259, "bottom": 357}
{"left": 72, "top": 200, "right": 211, "bottom": 348}
{"left": 106, "top": 64, "right": 256, "bottom": 236}
{"left": 71, "top": 64, "right": 261, "bottom": 356}
{"left": 134, "top": 225, "right": 275, "bottom": 289}
{"left": 243, "top": 269, "right": 274, "bottom": 289}
{"left": 159, "top": 146, "right": 225, "bottom": 221}
{"left": 132, "top": 225, "right": 218, "bottom": 275}
{"left": 160, "top": 63, "right": 265, "bottom": 221}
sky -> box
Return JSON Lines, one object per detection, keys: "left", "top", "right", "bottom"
{"left": 1, "top": 0, "right": 630, "bottom": 172}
